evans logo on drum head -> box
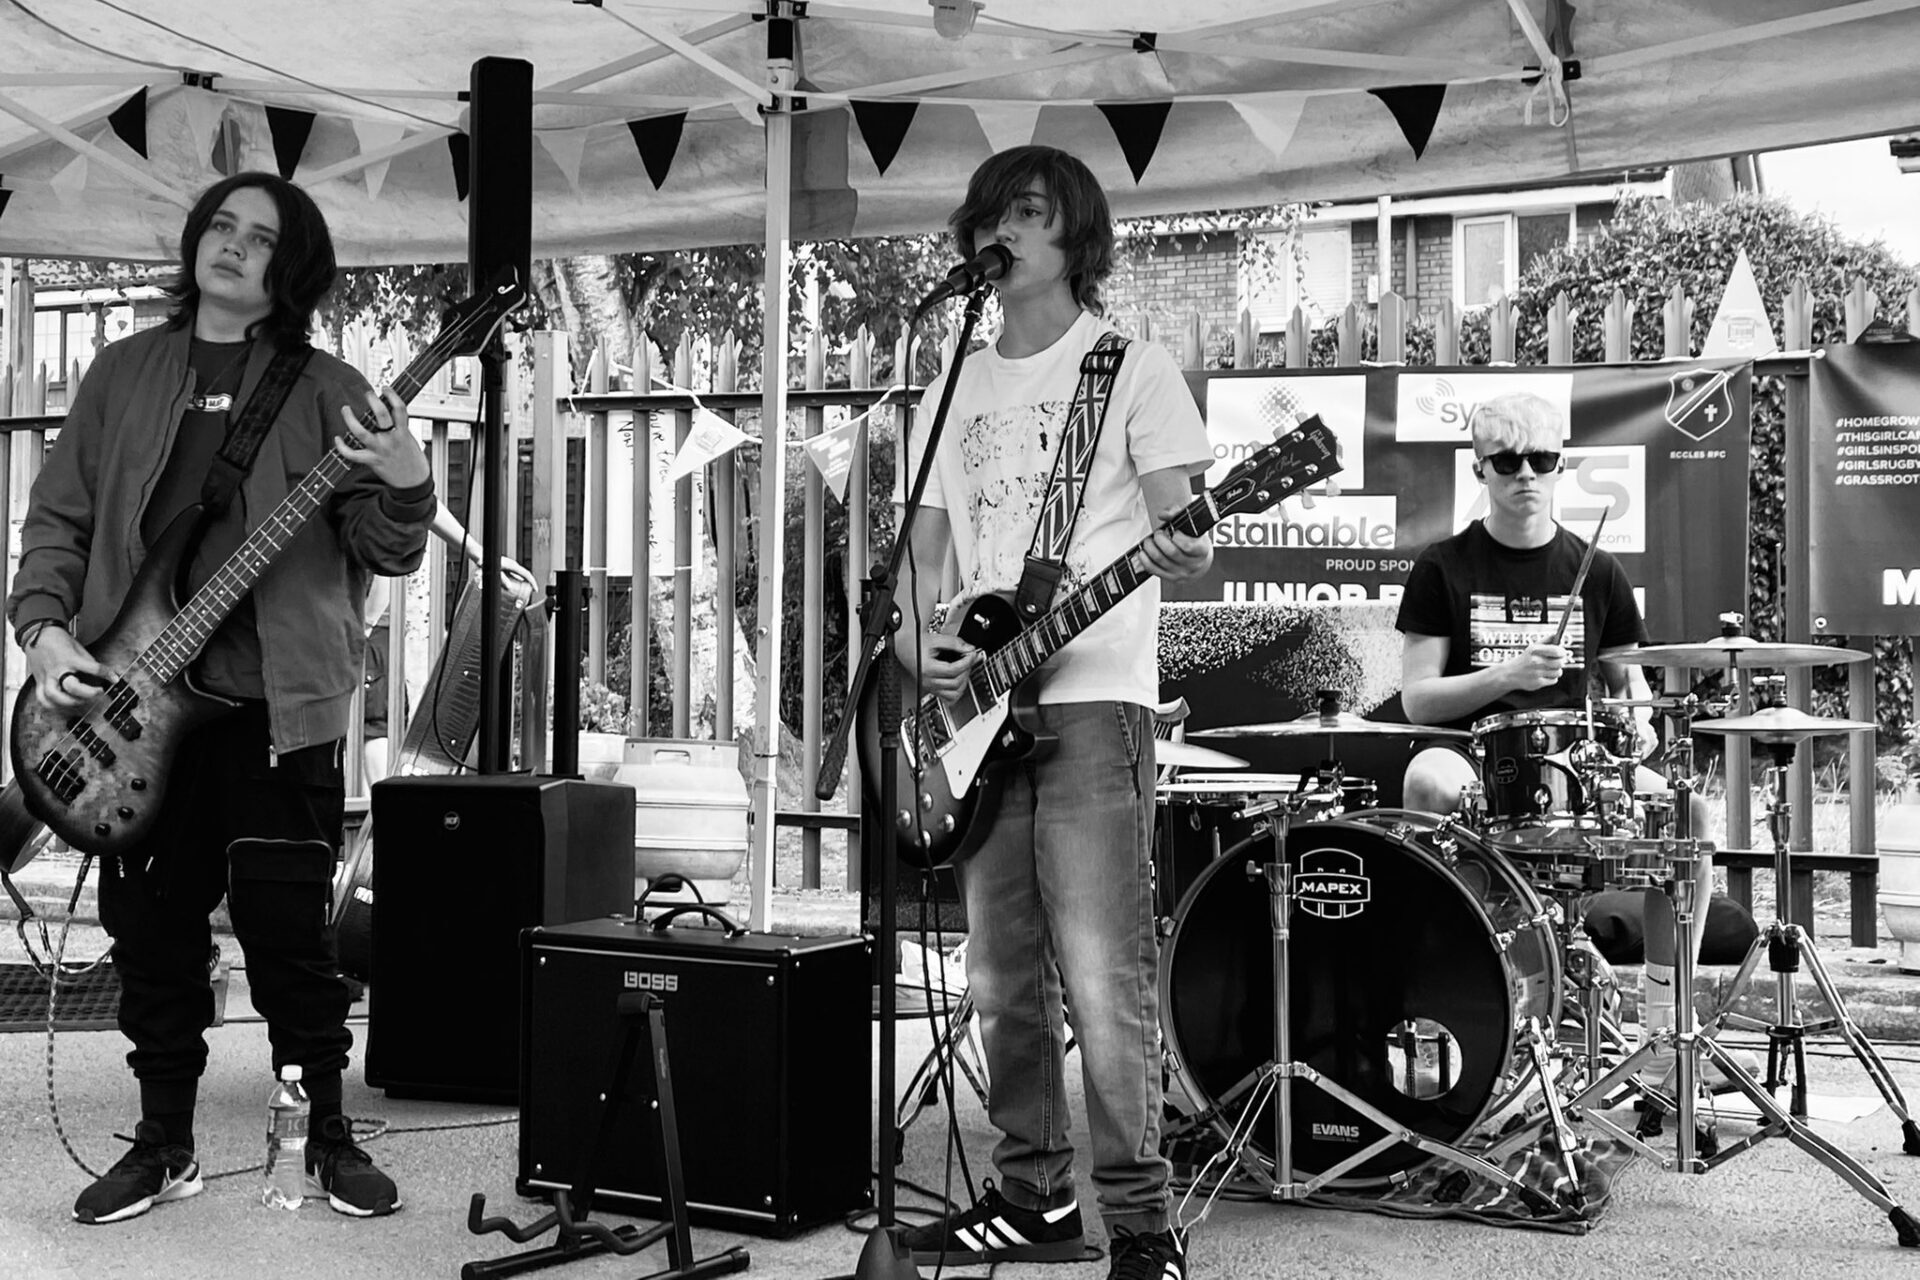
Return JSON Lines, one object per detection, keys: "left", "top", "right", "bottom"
{"left": 1295, "top": 848, "right": 1369, "bottom": 919}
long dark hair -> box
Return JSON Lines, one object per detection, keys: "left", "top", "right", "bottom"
{"left": 166, "top": 172, "right": 336, "bottom": 348}
{"left": 950, "top": 145, "right": 1114, "bottom": 314}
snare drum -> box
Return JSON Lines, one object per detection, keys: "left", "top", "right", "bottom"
{"left": 1472, "top": 708, "right": 1631, "bottom": 843}
{"left": 1154, "top": 774, "right": 1372, "bottom": 920}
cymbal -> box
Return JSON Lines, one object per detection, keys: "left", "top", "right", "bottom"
{"left": 1192, "top": 713, "right": 1471, "bottom": 741}
{"left": 1689, "top": 707, "right": 1876, "bottom": 743}
{"left": 1155, "top": 740, "right": 1249, "bottom": 771}
{"left": 1600, "top": 637, "right": 1869, "bottom": 669}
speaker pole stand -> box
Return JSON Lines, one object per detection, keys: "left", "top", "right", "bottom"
{"left": 476, "top": 329, "right": 510, "bottom": 773}
{"left": 462, "top": 992, "right": 752, "bottom": 1280}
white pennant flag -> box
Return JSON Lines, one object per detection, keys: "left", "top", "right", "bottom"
{"left": 538, "top": 127, "right": 589, "bottom": 192}
{"left": 180, "top": 88, "right": 229, "bottom": 162}
{"left": 49, "top": 152, "right": 88, "bottom": 205}
{"left": 973, "top": 102, "right": 1042, "bottom": 156}
{"left": 1701, "top": 248, "right": 1779, "bottom": 359}
{"left": 1229, "top": 93, "right": 1307, "bottom": 166}
{"left": 802, "top": 417, "right": 862, "bottom": 504}
{"left": 350, "top": 118, "right": 409, "bottom": 200}
{"left": 667, "top": 408, "right": 751, "bottom": 481}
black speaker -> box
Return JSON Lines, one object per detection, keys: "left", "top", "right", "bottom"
{"left": 520, "top": 917, "right": 872, "bottom": 1237}
{"left": 365, "top": 774, "right": 635, "bottom": 1102}
{"left": 467, "top": 56, "right": 531, "bottom": 292}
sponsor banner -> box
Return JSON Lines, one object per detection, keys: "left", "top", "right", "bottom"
{"left": 1180, "top": 362, "right": 1750, "bottom": 641}
{"left": 1808, "top": 343, "right": 1920, "bottom": 634}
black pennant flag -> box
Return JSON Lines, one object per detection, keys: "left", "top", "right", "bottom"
{"left": 0, "top": 188, "right": 12, "bottom": 225}
{"left": 1369, "top": 84, "right": 1447, "bottom": 160}
{"left": 850, "top": 100, "right": 918, "bottom": 177}
{"left": 626, "top": 113, "right": 686, "bottom": 190}
{"left": 264, "top": 105, "right": 315, "bottom": 180}
{"left": 108, "top": 88, "right": 149, "bottom": 159}
{"left": 1096, "top": 101, "right": 1171, "bottom": 184}
{"left": 447, "top": 133, "right": 470, "bottom": 201}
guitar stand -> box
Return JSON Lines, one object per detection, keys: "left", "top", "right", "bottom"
{"left": 894, "top": 989, "right": 990, "bottom": 1155}
{"left": 462, "top": 992, "right": 753, "bottom": 1280}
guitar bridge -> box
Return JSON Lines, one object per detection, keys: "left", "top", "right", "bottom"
{"left": 34, "top": 751, "right": 86, "bottom": 805}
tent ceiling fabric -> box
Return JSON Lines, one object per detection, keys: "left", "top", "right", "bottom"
{"left": 2, "top": 0, "right": 1919, "bottom": 266}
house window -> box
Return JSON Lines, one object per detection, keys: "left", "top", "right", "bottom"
{"left": 1248, "top": 223, "right": 1352, "bottom": 332}
{"left": 1454, "top": 214, "right": 1514, "bottom": 309}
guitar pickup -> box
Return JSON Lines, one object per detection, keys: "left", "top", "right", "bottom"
{"left": 101, "top": 683, "right": 143, "bottom": 739}
{"left": 70, "top": 721, "right": 118, "bottom": 768}
{"left": 34, "top": 750, "right": 86, "bottom": 805}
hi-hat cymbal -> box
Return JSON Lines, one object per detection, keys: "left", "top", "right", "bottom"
{"left": 1155, "top": 740, "right": 1249, "bottom": 770}
{"left": 1601, "top": 637, "right": 1869, "bottom": 669}
{"left": 1192, "top": 713, "right": 1471, "bottom": 741}
{"left": 1690, "top": 706, "right": 1876, "bottom": 743}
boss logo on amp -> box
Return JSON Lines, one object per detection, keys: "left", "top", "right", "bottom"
{"left": 623, "top": 971, "right": 680, "bottom": 992}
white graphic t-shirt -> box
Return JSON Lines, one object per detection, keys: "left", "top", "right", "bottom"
{"left": 898, "top": 311, "right": 1212, "bottom": 706}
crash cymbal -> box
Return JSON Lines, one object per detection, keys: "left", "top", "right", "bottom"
{"left": 1689, "top": 706, "right": 1876, "bottom": 743}
{"left": 1600, "top": 637, "right": 1869, "bottom": 669}
{"left": 1155, "top": 740, "right": 1249, "bottom": 771}
{"left": 1192, "top": 713, "right": 1471, "bottom": 741}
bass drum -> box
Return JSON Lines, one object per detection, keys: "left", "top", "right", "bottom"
{"left": 1160, "top": 810, "right": 1561, "bottom": 1188}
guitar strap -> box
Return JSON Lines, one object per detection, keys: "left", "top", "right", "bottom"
{"left": 1012, "top": 330, "right": 1130, "bottom": 624}
{"left": 199, "top": 342, "right": 315, "bottom": 516}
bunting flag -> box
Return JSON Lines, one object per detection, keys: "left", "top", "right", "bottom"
{"left": 1229, "top": 93, "right": 1307, "bottom": 166}
{"left": 349, "top": 118, "right": 407, "bottom": 200}
{"left": 0, "top": 189, "right": 11, "bottom": 225}
{"left": 181, "top": 89, "right": 229, "bottom": 164}
{"left": 108, "top": 88, "right": 148, "bottom": 159}
{"left": 1369, "top": 84, "right": 1447, "bottom": 160}
{"left": 264, "top": 105, "right": 315, "bottom": 179}
{"left": 49, "top": 152, "right": 87, "bottom": 205}
{"left": 850, "top": 100, "right": 918, "bottom": 176}
{"left": 538, "top": 126, "right": 589, "bottom": 192}
{"left": 447, "top": 132, "right": 470, "bottom": 201}
{"left": 1096, "top": 101, "right": 1172, "bottom": 183}
{"left": 1702, "top": 248, "right": 1779, "bottom": 359}
{"left": 973, "top": 102, "right": 1042, "bottom": 156}
{"left": 802, "top": 417, "right": 862, "bottom": 503}
{"left": 626, "top": 113, "right": 685, "bottom": 190}
{"left": 668, "top": 407, "right": 751, "bottom": 481}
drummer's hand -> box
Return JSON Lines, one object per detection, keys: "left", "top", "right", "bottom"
{"left": 1506, "top": 642, "right": 1568, "bottom": 691}
{"left": 1141, "top": 517, "right": 1213, "bottom": 582}
{"left": 895, "top": 632, "right": 976, "bottom": 703}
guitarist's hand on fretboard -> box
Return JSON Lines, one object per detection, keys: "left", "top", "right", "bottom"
{"left": 22, "top": 626, "right": 114, "bottom": 711}
{"left": 334, "top": 387, "right": 431, "bottom": 488}
{"left": 1140, "top": 519, "right": 1214, "bottom": 583}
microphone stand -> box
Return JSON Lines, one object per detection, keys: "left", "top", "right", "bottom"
{"left": 815, "top": 284, "right": 994, "bottom": 1280}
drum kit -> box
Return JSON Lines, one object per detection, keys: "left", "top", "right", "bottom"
{"left": 1152, "top": 648, "right": 1920, "bottom": 1246}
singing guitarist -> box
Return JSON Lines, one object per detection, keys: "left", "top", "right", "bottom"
{"left": 893, "top": 146, "right": 1213, "bottom": 1280}
{"left": 8, "top": 174, "right": 427, "bottom": 1224}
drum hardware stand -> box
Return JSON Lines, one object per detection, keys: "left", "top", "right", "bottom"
{"left": 463, "top": 992, "right": 753, "bottom": 1280}
{"left": 893, "top": 988, "right": 990, "bottom": 1152}
{"left": 1174, "top": 811, "right": 1565, "bottom": 1232}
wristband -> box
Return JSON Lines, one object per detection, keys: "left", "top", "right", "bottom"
{"left": 18, "top": 619, "right": 64, "bottom": 650}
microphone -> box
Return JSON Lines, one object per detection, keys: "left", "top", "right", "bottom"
{"left": 916, "top": 244, "right": 1013, "bottom": 311}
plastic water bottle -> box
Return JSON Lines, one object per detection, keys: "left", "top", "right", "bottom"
{"left": 262, "top": 1064, "right": 309, "bottom": 1210}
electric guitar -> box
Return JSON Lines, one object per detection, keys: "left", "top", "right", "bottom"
{"left": 8, "top": 271, "right": 526, "bottom": 858}
{"left": 863, "top": 415, "right": 1342, "bottom": 868}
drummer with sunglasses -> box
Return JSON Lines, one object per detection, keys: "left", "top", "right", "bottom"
{"left": 1395, "top": 391, "right": 1734, "bottom": 1094}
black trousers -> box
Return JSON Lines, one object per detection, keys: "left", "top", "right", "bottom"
{"left": 98, "top": 701, "right": 351, "bottom": 1097}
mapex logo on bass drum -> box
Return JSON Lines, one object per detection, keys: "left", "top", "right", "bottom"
{"left": 1295, "top": 848, "right": 1369, "bottom": 920}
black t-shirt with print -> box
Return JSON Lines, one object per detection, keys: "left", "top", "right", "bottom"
{"left": 1394, "top": 520, "right": 1647, "bottom": 732}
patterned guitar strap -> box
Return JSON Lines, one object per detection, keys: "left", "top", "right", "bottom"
{"left": 199, "top": 342, "right": 315, "bottom": 516}
{"left": 1011, "top": 330, "right": 1131, "bottom": 623}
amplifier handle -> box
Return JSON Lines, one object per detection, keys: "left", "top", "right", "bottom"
{"left": 647, "top": 903, "right": 749, "bottom": 938}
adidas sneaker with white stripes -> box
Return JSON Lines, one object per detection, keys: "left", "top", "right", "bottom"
{"left": 902, "top": 1181, "right": 1086, "bottom": 1265}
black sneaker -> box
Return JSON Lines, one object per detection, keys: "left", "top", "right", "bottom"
{"left": 72, "top": 1121, "right": 203, "bottom": 1225}
{"left": 305, "top": 1114, "right": 401, "bottom": 1217}
{"left": 901, "top": 1180, "right": 1084, "bottom": 1265}
{"left": 1107, "top": 1226, "right": 1186, "bottom": 1280}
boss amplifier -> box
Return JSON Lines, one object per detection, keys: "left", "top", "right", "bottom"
{"left": 519, "top": 913, "right": 872, "bottom": 1238}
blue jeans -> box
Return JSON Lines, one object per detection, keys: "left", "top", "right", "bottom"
{"left": 956, "top": 699, "right": 1168, "bottom": 1235}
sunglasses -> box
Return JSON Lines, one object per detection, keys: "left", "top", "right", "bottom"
{"left": 1479, "top": 450, "right": 1562, "bottom": 476}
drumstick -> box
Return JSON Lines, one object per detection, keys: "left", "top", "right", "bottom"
{"left": 1548, "top": 504, "right": 1610, "bottom": 648}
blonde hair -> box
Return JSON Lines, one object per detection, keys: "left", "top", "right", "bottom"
{"left": 1470, "top": 392, "right": 1565, "bottom": 455}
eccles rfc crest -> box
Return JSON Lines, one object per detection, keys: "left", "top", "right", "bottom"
{"left": 1295, "top": 847, "right": 1370, "bottom": 920}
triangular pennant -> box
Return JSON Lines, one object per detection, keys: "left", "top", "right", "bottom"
{"left": 1702, "top": 248, "right": 1779, "bottom": 359}
{"left": 626, "top": 113, "right": 686, "bottom": 190}
{"left": 180, "top": 89, "right": 229, "bottom": 161}
{"left": 0, "top": 189, "right": 12, "bottom": 224}
{"left": 802, "top": 417, "right": 862, "bottom": 503}
{"left": 850, "top": 100, "right": 918, "bottom": 176}
{"left": 49, "top": 152, "right": 87, "bottom": 205}
{"left": 108, "top": 88, "right": 148, "bottom": 159}
{"left": 447, "top": 132, "right": 470, "bottom": 201}
{"left": 537, "top": 127, "right": 589, "bottom": 192}
{"left": 972, "top": 102, "right": 1042, "bottom": 156}
{"left": 667, "top": 408, "right": 750, "bottom": 481}
{"left": 349, "top": 118, "right": 407, "bottom": 200}
{"left": 1096, "top": 101, "right": 1172, "bottom": 184}
{"left": 1228, "top": 94, "right": 1307, "bottom": 166}
{"left": 1369, "top": 84, "right": 1447, "bottom": 160}
{"left": 263, "top": 105, "right": 316, "bottom": 179}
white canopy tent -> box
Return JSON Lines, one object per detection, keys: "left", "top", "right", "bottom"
{"left": 4, "top": 0, "right": 1919, "bottom": 927}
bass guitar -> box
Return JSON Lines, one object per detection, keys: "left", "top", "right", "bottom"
{"left": 863, "top": 415, "right": 1342, "bottom": 868}
{"left": 9, "top": 272, "right": 526, "bottom": 858}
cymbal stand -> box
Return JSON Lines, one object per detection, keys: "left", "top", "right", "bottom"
{"left": 1704, "top": 738, "right": 1920, "bottom": 1154}
{"left": 1174, "top": 808, "right": 1565, "bottom": 1232}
